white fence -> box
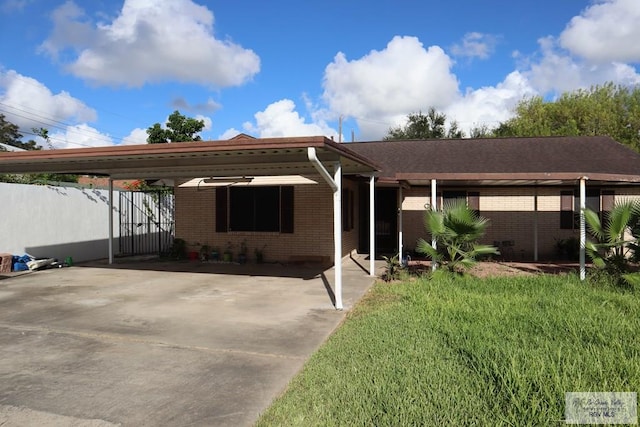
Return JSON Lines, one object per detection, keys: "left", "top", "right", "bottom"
{"left": 0, "top": 182, "right": 174, "bottom": 264}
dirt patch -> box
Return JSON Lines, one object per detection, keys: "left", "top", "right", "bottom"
{"left": 407, "top": 260, "right": 581, "bottom": 278}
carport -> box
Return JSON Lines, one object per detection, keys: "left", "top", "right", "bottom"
{"left": 0, "top": 136, "right": 379, "bottom": 309}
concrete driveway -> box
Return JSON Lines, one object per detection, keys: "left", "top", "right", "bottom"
{"left": 0, "top": 256, "right": 377, "bottom": 426}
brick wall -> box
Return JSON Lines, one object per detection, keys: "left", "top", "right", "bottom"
{"left": 176, "top": 181, "right": 640, "bottom": 263}
{"left": 175, "top": 178, "right": 359, "bottom": 263}
{"left": 400, "top": 185, "right": 640, "bottom": 261}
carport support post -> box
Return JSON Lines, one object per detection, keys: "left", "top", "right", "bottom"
{"left": 534, "top": 186, "right": 539, "bottom": 262}
{"left": 431, "top": 179, "right": 437, "bottom": 271}
{"left": 579, "top": 177, "right": 587, "bottom": 280}
{"left": 398, "top": 186, "right": 403, "bottom": 262}
{"left": 333, "top": 162, "right": 343, "bottom": 310}
{"left": 306, "top": 147, "right": 343, "bottom": 310}
{"left": 369, "top": 174, "right": 375, "bottom": 277}
{"left": 108, "top": 178, "right": 114, "bottom": 265}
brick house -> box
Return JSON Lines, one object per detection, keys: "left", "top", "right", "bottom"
{"left": 347, "top": 136, "right": 640, "bottom": 262}
{"left": 174, "top": 135, "right": 640, "bottom": 264}
{"left": 3, "top": 135, "right": 640, "bottom": 263}
{"left": 3, "top": 135, "right": 640, "bottom": 306}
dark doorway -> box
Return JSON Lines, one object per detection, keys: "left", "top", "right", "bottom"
{"left": 359, "top": 186, "right": 398, "bottom": 255}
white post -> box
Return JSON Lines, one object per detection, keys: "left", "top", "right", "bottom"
{"left": 108, "top": 178, "right": 114, "bottom": 265}
{"left": 369, "top": 174, "right": 375, "bottom": 277}
{"left": 398, "top": 186, "right": 403, "bottom": 262}
{"left": 334, "top": 162, "right": 343, "bottom": 309}
{"left": 431, "top": 179, "right": 437, "bottom": 271}
{"left": 534, "top": 187, "right": 539, "bottom": 262}
{"left": 579, "top": 177, "right": 586, "bottom": 280}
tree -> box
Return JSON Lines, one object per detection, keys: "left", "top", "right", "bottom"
{"left": 585, "top": 199, "right": 640, "bottom": 286}
{"left": 469, "top": 123, "right": 493, "bottom": 138}
{"left": 416, "top": 200, "right": 499, "bottom": 274}
{"left": 0, "top": 118, "right": 76, "bottom": 183}
{"left": 384, "top": 107, "right": 464, "bottom": 140}
{"left": 495, "top": 83, "right": 640, "bottom": 151}
{"left": 0, "top": 114, "right": 42, "bottom": 151}
{"left": 146, "top": 110, "right": 206, "bottom": 143}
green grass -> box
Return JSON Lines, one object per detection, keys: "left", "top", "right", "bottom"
{"left": 256, "top": 273, "right": 640, "bottom": 426}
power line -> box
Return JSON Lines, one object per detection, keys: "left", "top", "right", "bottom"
{"left": 0, "top": 102, "right": 128, "bottom": 145}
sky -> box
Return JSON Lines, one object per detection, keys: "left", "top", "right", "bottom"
{"left": 1, "top": 0, "right": 640, "bottom": 149}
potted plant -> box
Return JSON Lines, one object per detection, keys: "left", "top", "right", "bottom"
{"left": 554, "top": 238, "right": 568, "bottom": 260}
{"left": 199, "top": 244, "right": 210, "bottom": 261}
{"left": 169, "top": 238, "right": 187, "bottom": 260}
{"left": 223, "top": 241, "right": 233, "bottom": 263}
{"left": 238, "top": 240, "right": 248, "bottom": 264}
{"left": 254, "top": 245, "right": 266, "bottom": 264}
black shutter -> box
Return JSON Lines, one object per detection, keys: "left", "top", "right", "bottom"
{"left": 560, "top": 190, "right": 574, "bottom": 229}
{"left": 601, "top": 190, "right": 614, "bottom": 223}
{"left": 281, "top": 186, "right": 294, "bottom": 233}
{"left": 216, "top": 187, "right": 228, "bottom": 233}
{"left": 468, "top": 192, "right": 480, "bottom": 214}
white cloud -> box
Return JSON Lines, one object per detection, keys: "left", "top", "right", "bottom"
{"left": 450, "top": 32, "right": 499, "bottom": 60}
{"left": 1, "top": 0, "right": 30, "bottom": 13}
{"left": 194, "top": 114, "right": 213, "bottom": 132}
{"left": 322, "top": 36, "right": 460, "bottom": 140}
{"left": 40, "top": 0, "right": 260, "bottom": 87}
{"left": 0, "top": 69, "right": 96, "bottom": 132}
{"left": 48, "top": 123, "right": 114, "bottom": 149}
{"left": 218, "top": 128, "right": 241, "bottom": 140}
{"left": 241, "top": 99, "right": 338, "bottom": 138}
{"left": 446, "top": 71, "right": 537, "bottom": 134}
{"left": 523, "top": 36, "right": 640, "bottom": 95}
{"left": 559, "top": 0, "right": 640, "bottom": 63}
{"left": 121, "top": 127, "right": 147, "bottom": 145}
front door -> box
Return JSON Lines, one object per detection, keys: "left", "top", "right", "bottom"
{"left": 359, "top": 186, "right": 398, "bottom": 256}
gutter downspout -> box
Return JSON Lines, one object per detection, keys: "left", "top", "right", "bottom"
{"left": 369, "top": 174, "right": 375, "bottom": 277}
{"left": 534, "top": 186, "right": 539, "bottom": 262}
{"left": 308, "top": 147, "right": 343, "bottom": 310}
{"left": 431, "top": 179, "right": 437, "bottom": 271}
{"left": 108, "top": 178, "right": 114, "bottom": 265}
{"left": 398, "top": 185, "right": 403, "bottom": 262}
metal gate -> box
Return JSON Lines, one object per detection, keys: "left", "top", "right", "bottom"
{"left": 119, "top": 190, "right": 175, "bottom": 256}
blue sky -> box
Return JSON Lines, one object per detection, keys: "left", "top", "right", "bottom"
{"left": 1, "top": 0, "right": 639, "bottom": 148}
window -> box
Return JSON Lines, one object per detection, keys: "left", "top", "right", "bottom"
{"left": 216, "top": 186, "right": 294, "bottom": 233}
{"left": 441, "top": 190, "right": 480, "bottom": 214}
{"left": 560, "top": 189, "right": 612, "bottom": 229}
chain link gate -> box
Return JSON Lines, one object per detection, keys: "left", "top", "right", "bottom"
{"left": 119, "top": 190, "right": 175, "bottom": 256}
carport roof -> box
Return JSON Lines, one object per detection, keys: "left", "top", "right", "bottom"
{"left": 0, "top": 136, "right": 379, "bottom": 179}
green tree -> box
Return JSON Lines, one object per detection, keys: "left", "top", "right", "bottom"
{"left": 0, "top": 114, "right": 42, "bottom": 151}
{"left": 384, "top": 107, "right": 464, "bottom": 140}
{"left": 585, "top": 199, "right": 640, "bottom": 286}
{"left": 0, "top": 119, "right": 77, "bottom": 183}
{"left": 469, "top": 123, "right": 493, "bottom": 138}
{"left": 495, "top": 83, "right": 640, "bottom": 151}
{"left": 416, "top": 200, "right": 499, "bottom": 274}
{"left": 146, "top": 110, "right": 206, "bottom": 143}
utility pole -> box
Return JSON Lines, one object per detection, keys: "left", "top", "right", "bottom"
{"left": 338, "top": 115, "right": 342, "bottom": 143}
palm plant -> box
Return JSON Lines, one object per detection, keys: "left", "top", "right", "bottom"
{"left": 584, "top": 199, "right": 640, "bottom": 286}
{"left": 416, "top": 200, "right": 499, "bottom": 274}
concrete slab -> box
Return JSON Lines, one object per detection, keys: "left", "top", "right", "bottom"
{"left": 0, "top": 256, "right": 378, "bottom": 426}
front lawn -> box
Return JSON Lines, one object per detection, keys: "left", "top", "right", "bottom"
{"left": 256, "top": 274, "right": 639, "bottom": 426}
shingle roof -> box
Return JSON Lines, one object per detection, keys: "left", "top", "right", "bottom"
{"left": 347, "top": 136, "right": 640, "bottom": 183}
